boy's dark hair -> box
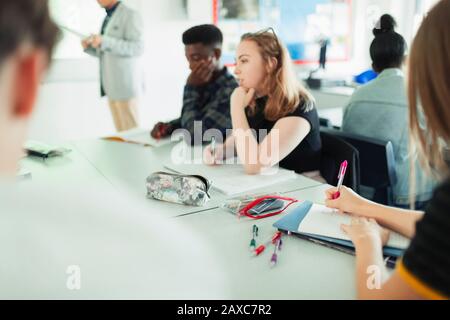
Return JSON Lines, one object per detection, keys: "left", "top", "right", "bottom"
{"left": 0, "top": 0, "right": 60, "bottom": 65}
{"left": 182, "top": 24, "right": 223, "bottom": 47}
{"left": 370, "top": 14, "right": 407, "bottom": 71}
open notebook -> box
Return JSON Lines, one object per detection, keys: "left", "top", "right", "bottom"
{"left": 103, "top": 128, "right": 177, "bottom": 147}
{"left": 298, "top": 203, "right": 410, "bottom": 250}
{"left": 165, "top": 143, "right": 297, "bottom": 196}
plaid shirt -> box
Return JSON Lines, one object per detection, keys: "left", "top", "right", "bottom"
{"left": 169, "top": 67, "right": 237, "bottom": 139}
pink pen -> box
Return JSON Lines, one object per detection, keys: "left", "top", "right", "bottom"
{"left": 332, "top": 160, "right": 348, "bottom": 200}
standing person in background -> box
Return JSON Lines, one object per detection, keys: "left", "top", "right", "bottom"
{"left": 82, "top": 0, "right": 144, "bottom": 132}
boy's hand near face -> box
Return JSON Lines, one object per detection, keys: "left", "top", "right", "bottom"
{"left": 187, "top": 58, "right": 215, "bottom": 87}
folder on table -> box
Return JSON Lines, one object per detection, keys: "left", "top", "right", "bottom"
{"left": 273, "top": 201, "right": 408, "bottom": 268}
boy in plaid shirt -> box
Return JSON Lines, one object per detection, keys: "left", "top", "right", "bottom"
{"left": 151, "top": 24, "right": 237, "bottom": 144}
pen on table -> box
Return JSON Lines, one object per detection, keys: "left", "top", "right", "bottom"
{"left": 270, "top": 237, "right": 283, "bottom": 267}
{"left": 211, "top": 137, "right": 216, "bottom": 162}
{"left": 252, "top": 231, "right": 282, "bottom": 257}
{"left": 332, "top": 160, "right": 348, "bottom": 200}
{"left": 249, "top": 224, "right": 258, "bottom": 249}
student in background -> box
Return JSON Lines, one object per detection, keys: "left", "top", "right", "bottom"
{"left": 0, "top": 0, "right": 227, "bottom": 298}
{"left": 150, "top": 24, "right": 237, "bottom": 143}
{"left": 204, "top": 29, "right": 321, "bottom": 175}
{"left": 341, "top": 14, "right": 435, "bottom": 209}
{"left": 325, "top": 0, "right": 450, "bottom": 299}
{"left": 82, "top": 0, "right": 144, "bottom": 132}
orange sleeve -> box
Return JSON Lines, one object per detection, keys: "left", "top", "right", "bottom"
{"left": 397, "top": 260, "right": 448, "bottom": 300}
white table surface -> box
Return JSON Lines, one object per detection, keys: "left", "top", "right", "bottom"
{"left": 20, "top": 139, "right": 358, "bottom": 298}
{"left": 177, "top": 184, "right": 356, "bottom": 299}
{"left": 20, "top": 141, "right": 112, "bottom": 189}
{"left": 72, "top": 139, "right": 323, "bottom": 217}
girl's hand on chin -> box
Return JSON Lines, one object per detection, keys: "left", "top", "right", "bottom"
{"left": 231, "top": 87, "right": 256, "bottom": 110}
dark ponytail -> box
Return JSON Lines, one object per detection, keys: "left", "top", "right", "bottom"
{"left": 370, "top": 14, "right": 406, "bottom": 72}
{"left": 372, "top": 14, "right": 397, "bottom": 36}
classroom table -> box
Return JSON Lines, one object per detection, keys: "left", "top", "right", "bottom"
{"left": 20, "top": 141, "right": 112, "bottom": 189}
{"left": 177, "top": 184, "right": 357, "bottom": 299}
{"left": 71, "top": 139, "right": 323, "bottom": 217}
{"left": 19, "top": 139, "right": 359, "bottom": 299}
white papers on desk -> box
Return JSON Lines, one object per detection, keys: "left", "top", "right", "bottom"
{"left": 104, "top": 128, "right": 180, "bottom": 147}
{"left": 165, "top": 143, "right": 297, "bottom": 196}
{"left": 298, "top": 204, "right": 410, "bottom": 250}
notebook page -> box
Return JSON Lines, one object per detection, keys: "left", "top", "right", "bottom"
{"left": 298, "top": 204, "right": 410, "bottom": 250}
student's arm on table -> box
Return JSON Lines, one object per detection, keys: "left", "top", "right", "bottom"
{"left": 230, "top": 87, "right": 311, "bottom": 175}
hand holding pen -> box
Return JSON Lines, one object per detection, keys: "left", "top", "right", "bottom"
{"left": 332, "top": 160, "right": 347, "bottom": 200}
{"left": 203, "top": 137, "right": 224, "bottom": 166}
{"left": 324, "top": 160, "right": 370, "bottom": 216}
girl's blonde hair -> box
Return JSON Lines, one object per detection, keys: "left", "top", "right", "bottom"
{"left": 408, "top": 0, "right": 450, "bottom": 205}
{"left": 408, "top": 0, "right": 450, "bottom": 172}
{"left": 241, "top": 29, "right": 314, "bottom": 121}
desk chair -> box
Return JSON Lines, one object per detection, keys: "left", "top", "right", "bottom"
{"left": 319, "top": 131, "right": 360, "bottom": 193}
{"left": 319, "top": 117, "right": 333, "bottom": 128}
{"left": 321, "top": 129, "right": 397, "bottom": 205}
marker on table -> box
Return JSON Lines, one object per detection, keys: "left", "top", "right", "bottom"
{"left": 252, "top": 231, "right": 282, "bottom": 257}
{"left": 270, "top": 237, "right": 283, "bottom": 267}
{"left": 249, "top": 224, "right": 259, "bottom": 251}
{"left": 332, "top": 160, "right": 348, "bottom": 200}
